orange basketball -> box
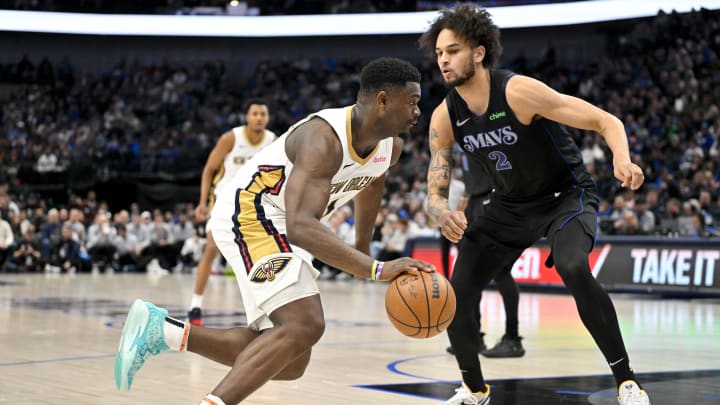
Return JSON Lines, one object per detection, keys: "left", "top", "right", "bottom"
{"left": 384, "top": 271, "right": 456, "bottom": 339}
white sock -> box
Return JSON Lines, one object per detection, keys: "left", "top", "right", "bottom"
{"left": 163, "top": 316, "right": 190, "bottom": 351}
{"left": 198, "top": 393, "right": 226, "bottom": 405}
{"left": 190, "top": 294, "right": 204, "bottom": 310}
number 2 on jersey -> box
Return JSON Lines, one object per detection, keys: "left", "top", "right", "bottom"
{"left": 488, "top": 151, "right": 512, "bottom": 171}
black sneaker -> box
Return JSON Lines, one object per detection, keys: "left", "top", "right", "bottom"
{"left": 446, "top": 333, "right": 486, "bottom": 355}
{"left": 481, "top": 335, "right": 525, "bottom": 358}
{"left": 188, "top": 307, "right": 203, "bottom": 326}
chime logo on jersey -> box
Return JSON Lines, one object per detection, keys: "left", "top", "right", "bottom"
{"left": 250, "top": 257, "right": 292, "bottom": 283}
{"left": 462, "top": 125, "right": 518, "bottom": 152}
{"left": 488, "top": 111, "right": 506, "bottom": 120}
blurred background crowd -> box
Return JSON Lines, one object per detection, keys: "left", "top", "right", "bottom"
{"left": 1, "top": 5, "right": 719, "bottom": 274}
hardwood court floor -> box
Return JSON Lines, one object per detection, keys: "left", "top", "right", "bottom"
{"left": 1, "top": 272, "right": 718, "bottom": 404}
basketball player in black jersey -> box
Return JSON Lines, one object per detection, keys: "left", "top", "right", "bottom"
{"left": 419, "top": 4, "right": 649, "bottom": 405}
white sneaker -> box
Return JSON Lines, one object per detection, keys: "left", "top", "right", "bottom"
{"left": 618, "top": 380, "right": 650, "bottom": 405}
{"left": 443, "top": 384, "right": 490, "bottom": 405}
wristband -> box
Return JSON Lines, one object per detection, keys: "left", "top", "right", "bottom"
{"left": 375, "top": 261, "right": 384, "bottom": 281}
{"left": 371, "top": 260, "right": 385, "bottom": 281}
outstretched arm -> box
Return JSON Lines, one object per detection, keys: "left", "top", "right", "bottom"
{"left": 426, "top": 102, "right": 467, "bottom": 243}
{"left": 507, "top": 75, "right": 644, "bottom": 190}
{"left": 284, "top": 121, "right": 432, "bottom": 280}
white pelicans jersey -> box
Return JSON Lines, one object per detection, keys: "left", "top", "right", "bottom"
{"left": 211, "top": 125, "right": 277, "bottom": 196}
{"left": 209, "top": 105, "right": 393, "bottom": 270}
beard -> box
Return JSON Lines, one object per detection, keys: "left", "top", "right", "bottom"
{"left": 444, "top": 58, "right": 476, "bottom": 87}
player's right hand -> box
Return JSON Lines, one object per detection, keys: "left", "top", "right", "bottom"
{"left": 438, "top": 210, "right": 467, "bottom": 243}
{"left": 381, "top": 258, "right": 435, "bottom": 281}
{"left": 194, "top": 204, "right": 207, "bottom": 222}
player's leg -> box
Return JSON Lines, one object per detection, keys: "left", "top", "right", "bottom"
{"left": 206, "top": 293, "right": 324, "bottom": 403}
{"left": 189, "top": 229, "right": 219, "bottom": 325}
{"left": 445, "top": 236, "right": 521, "bottom": 404}
{"left": 481, "top": 267, "right": 525, "bottom": 358}
{"left": 439, "top": 234, "right": 451, "bottom": 278}
{"left": 551, "top": 218, "right": 648, "bottom": 403}
{"left": 446, "top": 194, "right": 488, "bottom": 356}
{"left": 114, "top": 295, "right": 320, "bottom": 395}
{"left": 446, "top": 297, "right": 483, "bottom": 355}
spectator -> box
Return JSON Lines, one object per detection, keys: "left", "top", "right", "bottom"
{"left": 86, "top": 211, "right": 117, "bottom": 271}
{"left": 67, "top": 208, "right": 86, "bottom": 244}
{"left": 112, "top": 224, "right": 142, "bottom": 271}
{"left": 170, "top": 213, "right": 195, "bottom": 270}
{"left": 614, "top": 210, "right": 647, "bottom": 236}
{"left": 658, "top": 198, "right": 682, "bottom": 235}
{"left": 634, "top": 195, "right": 657, "bottom": 234}
{"left": 0, "top": 211, "right": 15, "bottom": 270}
{"left": 36, "top": 147, "right": 59, "bottom": 173}
{"left": 127, "top": 213, "right": 149, "bottom": 248}
{"left": 39, "top": 208, "right": 62, "bottom": 265}
{"left": 690, "top": 212, "right": 714, "bottom": 238}
{"left": 377, "top": 214, "right": 409, "bottom": 261}
{"left": 144, "top": 214, "right": 175, "bottom": 271}
{"left": 49, "top": 223, "right": 83, "bottom": 273}
{"left": 7, "top": 224, "right": 42, "bottom": 272}
{"left": 179, "top": 228, "right": 205, "bottom": 272}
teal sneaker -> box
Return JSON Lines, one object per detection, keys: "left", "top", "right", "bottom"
{"left": 114, "top": 299, "right": 170, "bottom": 392}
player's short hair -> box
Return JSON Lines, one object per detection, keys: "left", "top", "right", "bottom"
{"left": 359, "top": 57, "right": 421, "bottom": 95}
{"left": 418, "top": 3, "right": 503, "bottom": 68}
{"left": 244, "top": 98, "right": 269, "bottom": 114}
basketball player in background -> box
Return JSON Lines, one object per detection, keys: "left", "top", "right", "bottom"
{"left": 420, "top": 4, "right": 649, "bottom": 405}
{"left": 114, "top": 57, "right": 435, "bottom": 405}
{"left": 189, "top": 99, "right": 277, "bottom": 326}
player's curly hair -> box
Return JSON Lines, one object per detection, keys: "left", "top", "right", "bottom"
{"left": 359, "top": 57, "right": 421, "bottom": 95}
{"left": 418, "top": 3, "right": 503, "bottom": 68}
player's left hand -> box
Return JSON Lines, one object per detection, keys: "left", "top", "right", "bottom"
{"left": 613, "top": 160, "right": 644, "bottom": 190}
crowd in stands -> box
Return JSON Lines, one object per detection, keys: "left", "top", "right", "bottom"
{"left": 1, "top": 8, "right": 720, "bottom": 274}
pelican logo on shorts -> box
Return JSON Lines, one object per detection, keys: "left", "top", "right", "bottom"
{"left": 250, "top": 257, "right": 292, "bottom": 283}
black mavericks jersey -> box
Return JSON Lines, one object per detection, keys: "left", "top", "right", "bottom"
{"left": 445, "top": 69, "right": 595, "bottom": 201}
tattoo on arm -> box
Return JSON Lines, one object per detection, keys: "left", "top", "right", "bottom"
{"left": 426, "top": 127, "right": 453, "bottom": 221}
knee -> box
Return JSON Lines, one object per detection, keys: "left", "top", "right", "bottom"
{"left": 303, "top": 314, "right": 326, "bottom": 345}
{"left": 451, "top": 281, "right": 479, "bottom": 308}
{"left": 288, "top": 313, "right": 325, "bottom": 348}
{"left": 553, "top": 251, "right": 590, "bottom": 282}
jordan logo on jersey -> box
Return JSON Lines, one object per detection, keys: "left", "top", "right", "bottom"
{"left": 462, "top": 125, "right": 518, "bottom": 152}
{"left": 249, "top": 257, "right": 292, "bottom": 283}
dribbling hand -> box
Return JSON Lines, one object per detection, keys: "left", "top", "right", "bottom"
{"left": 379, "top": 258, "right": 435, "bottom": 281}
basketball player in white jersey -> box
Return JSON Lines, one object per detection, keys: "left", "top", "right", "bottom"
{"left": 114, "top": 57, "right": 435, "bottom": 405}
{"left": 189, "top": 99, "right": 277, "bottom": 326}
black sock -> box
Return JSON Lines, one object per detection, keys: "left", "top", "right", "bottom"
{"left": 609, "top": 357, "right": 638, "bottom": 387}
{"left": 462, "top": 366, "right": 486, "bottom": 393}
